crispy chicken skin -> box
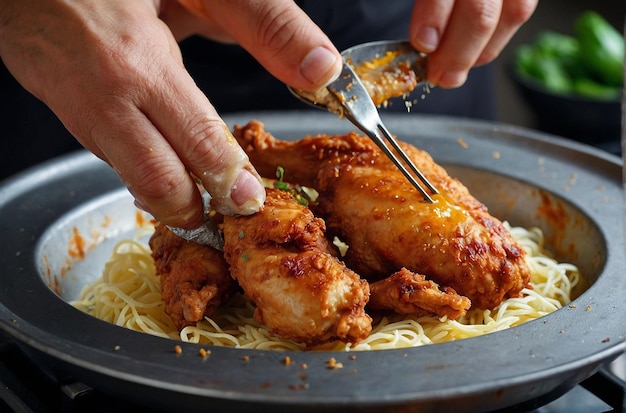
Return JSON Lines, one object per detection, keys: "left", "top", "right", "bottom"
{"left": 149, "top": 223, "right": 237, "bottom": 329}
{"left": 222, "top": 188, "right": 372, "bottom": 345}
{"left": 368, "top": 268, "right": 470, "bottom": 319}
{"left": 234, "top": 120, "right": 531, "bottom": 310}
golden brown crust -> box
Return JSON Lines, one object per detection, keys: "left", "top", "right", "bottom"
{"left": 223, "top": 189, "right": 372, "bottom": 345}
{"left": 151, "top": 120, "right": 531, "bottom": 344}
{"left": 233, "top": 120, "right": 531, "bottom": 310}
{"left": 149, "top": 223, "right": 237, "bottom": 329}
{"left": 368, "top": 268, "right": 471, "bottom": 320}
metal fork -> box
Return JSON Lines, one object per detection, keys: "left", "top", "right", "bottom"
{"left": 289, "top": 58, "right": 438, "bottom": 203}
{"left": 167, "top": 191, "right": 225, "bottom": 250}
{"left": 328, "top": 62, "right": 438, "bottom": 202}
{"left": 289, "top": 41, "right": 438, "bottom": 202}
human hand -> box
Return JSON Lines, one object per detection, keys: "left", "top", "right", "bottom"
{"left": 0, "top": 0, "right": 341, "bottom": 229}
{"left": 409, "top": 0, "right": 538, "bottom": 88}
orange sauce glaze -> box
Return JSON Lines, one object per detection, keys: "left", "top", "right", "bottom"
{"left": 351, "top": 51, "right": 419, "bottom": 107}
{"left": 44, "top": 210, "right": 150, "bottom": 296}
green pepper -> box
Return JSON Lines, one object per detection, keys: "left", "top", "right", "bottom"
{"left": 572, "top": 77, "right": 621, "bottom": 100}
{"left": 574, "top": 11, "right": 624, "bottom": 87}
{"left": 514, "top": 44, "right": 536, "bottom": 76}
{"left": 514, "top": 40, "right": 573, "bottom": 94}
{"left": 530, "top": 55, "right": 573, "bottom": 94}
{"left": 533, "top": 31, "right": 580, "bottom": 60}
{"left": 514, "top": 12, "right": 623, "bottom": 99}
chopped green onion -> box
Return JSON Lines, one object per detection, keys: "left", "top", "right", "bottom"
{"left": 271, "top": 166, "right": 314, "bottom": 207}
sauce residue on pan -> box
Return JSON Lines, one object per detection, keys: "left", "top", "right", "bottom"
{"left": 45, "top": 211, "right": 153, "bottom": 295}
{"left": 536, "top": 191, "right": 570, "bottom": 254}
{"left": 68, "top": 227, "right": 87, "bottom": 260}
{"left": 135, "top": 210, "right": 150, "bottom": 227}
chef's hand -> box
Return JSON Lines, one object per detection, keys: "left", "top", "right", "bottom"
{"left": 0, "top": 0, "right": 342, "bottom": 229}
{"left": 409, "top": 0, "right": 537, "bottom": 88}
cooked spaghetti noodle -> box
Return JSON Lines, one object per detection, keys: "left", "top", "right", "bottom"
{"left": 72, "top": 223, "right": 580, "bottom": 351}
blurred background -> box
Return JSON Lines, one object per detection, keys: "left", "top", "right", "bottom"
{"left": 495, "top": 0, "right": 623, "bottom": 155}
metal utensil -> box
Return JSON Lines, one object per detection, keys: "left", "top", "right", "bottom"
{"left": 289, "top": 40, "right": 437, "bottom": 202}
{"left": 171, "top": 41, "right": 436, "bottom": 248}
{"left": 167, "top": 191, "right": 225, "bottom": 250}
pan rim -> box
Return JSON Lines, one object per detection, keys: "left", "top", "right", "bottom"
{"left": 0, "top": 112, "right": 624, "bottom": 411}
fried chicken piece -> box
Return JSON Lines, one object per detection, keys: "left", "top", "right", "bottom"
{"left": 222, "top": 188, "right": 372, "bottom": 345}
{"left": 352, "top": 53, "right": 419, "bottom": 107}
{"left": 368, "top": 268, "right": 470, "bottom": 320}
{"left": 149, "top": 223, "right": 237, "bottom": 329}
{"left": 234, "top": 120, "right": 531, "bottom": 310}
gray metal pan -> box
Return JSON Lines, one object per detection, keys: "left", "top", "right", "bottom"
{"left": 0, "top": 112, "right": 624, "bottom": 412}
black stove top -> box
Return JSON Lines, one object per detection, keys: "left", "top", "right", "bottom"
{"left": 1, "top": 332, "right": 623, "bottom": 413}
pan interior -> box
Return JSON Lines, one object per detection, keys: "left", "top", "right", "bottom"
{"left": 3, "top": 113, "right": 622, "bottom": 413}
{"left": 445, "top": 164, "right": 605, "bottom": 289}
{"left": 35, "top": 163, "right": 604, "bottom": 315}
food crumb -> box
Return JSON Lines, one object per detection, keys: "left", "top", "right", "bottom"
{"left": 585, "top": 305, "right": 593, "bottom": 311}
{"left": 569, "top": 304, "right": 576, "bottom": 309}
{"left": 174, "top": 345, "right": 182, "bottom": 355}
{"left": 199, "top": 348, "right": 211, "bottom": 358}
{"left": 300, "top": 362, "right": 308, "bottom": 370}
{"left": 242, "top": 355, "right": 250, "bottom": 362}
{"left": 602, "top": 337, "right": 610, "bottom": 343}
{"left": 492, "top": 151, "right": 500, "bottom": 159}
{"left": 348, "top": 355, "right": 357, "bottom": 361}
{"left": 327, "top": 357, "right": 344, "bottom": 370}
{"left": 113, "top": 345, "right": 121, "bottom": 351}
{"left": 288, "top": 383, "right": 310, "bottom": 391}
{"left": 283, "top": 356, "right": 292, "bottom": 366}
{"left": 457, "top": 138, "right": 469, "bottom": 149}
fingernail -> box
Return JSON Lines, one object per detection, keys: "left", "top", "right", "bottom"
{"left": 133, "top": 198, "right": 148, "bottom": 212}
{"left": 438, "top": 70, "right": 467, "bottom": 88}
{"left": 300, "top": 46, "right": 342, "bottom": 87}
{"left": 231, "top": 168, "right": 266, "bottom": 212}
{"left": 128, "top": 186, "right": 148, "bottom": 212}
{"left": 414, "top": 27, "right": 439, "bottom": 53}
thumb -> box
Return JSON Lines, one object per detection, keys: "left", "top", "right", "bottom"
{"left": 178, "top": 0, "right": 342, "bottom": 90}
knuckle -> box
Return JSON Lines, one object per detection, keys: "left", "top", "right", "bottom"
{"left": 131, "top": 152, "right": 186, "bottom": 201}
{"left": 129, "top": 155, "right": 202, "bottom": 227}
{"left": 181, "top": 115, "right": 232, "bottom": 171}
{"left": 466, "top": 1, "right": 501, "bottom": 36}
{"left": 255, "top": 7, "right": 301, "bottom": 56}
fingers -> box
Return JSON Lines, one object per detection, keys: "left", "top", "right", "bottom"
{"left": 410, "top": 0, "right": 501, "bottom": 88}
{"left": 89, "top": 61, "right": 266, "bottom": 228}
{"left": 143, "top": 75, "right": 267, "bottom": 219}
{"left": 410, "top": 0, "right": 536, "bottom": 88}
{"left": 0, "top": 0, "right": 266, "bottom": 229}
{"left": 410, "top": 0, "right": 455, "bottom": 54}
{"left": 89, "top": 105, "right": 207, "bottom": 229}
{"left": 475, "top": 0, "right": 538, "bottom": 66}
{"left": 178, "top": 0, "right": 342, "bottom": 90}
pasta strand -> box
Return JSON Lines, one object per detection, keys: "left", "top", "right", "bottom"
{"left": 72, "top": 223, "right": 580, "bottom": 351}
